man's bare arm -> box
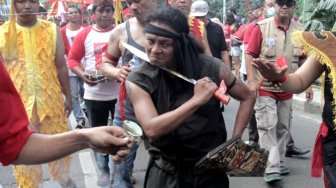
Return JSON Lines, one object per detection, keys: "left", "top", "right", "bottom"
{"left": 102, "top": 24, "right": 131, "bottom": 82}
{"left": 220, "top": 50, "right": 231, "bottom": 69}
{"left": 127, "top": 77, "right": 217, "bottom": 140}
{"left": 218, "top": 62, "right": 256, "bottom": 136}
{"left": 55, "top": 30, "right": 72, "bottom": 115}
{"left": 245, "top": 53, "right": 257, "bottom": 92}
{"left": 15, "top": 126, "right": 132, "bottom": 165}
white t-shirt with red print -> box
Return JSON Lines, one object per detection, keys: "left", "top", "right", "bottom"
{"left": 68, "top": 25, "right": 118, "bottom": 101}
{"left": 60, "top": 26, "right": 84, "bottom": 76}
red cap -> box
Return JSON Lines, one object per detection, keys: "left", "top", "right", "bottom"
{"left": 122, "top": 7, "right": 132, "bottom": 17}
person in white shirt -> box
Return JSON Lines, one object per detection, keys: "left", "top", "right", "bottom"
{"left": 60, "top": 6, "right": 86, "bottom": 129}
{"left": 67, "top": 0, "right": 118, "bottom": 186}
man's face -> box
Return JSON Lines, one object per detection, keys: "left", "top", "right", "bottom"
{"left": 126, "top": 0, "right": 156, "bottom": 24}
{"left": 263, "top": 0, "right": 275, "bottom": 17}
{"left": 145, "top": 22, "right": 175, "bottom": 67}
{"left": 14, "top": 0, "right": 39, "bottom": 22}
{"left": 168, "top": 0, "right": 192, "bottom": 16}
{"left": 67, "top": 7, "right": 81, "bottom": 24}
{"left": 274, "top": 1, "right": 296, "bottom": 20}
{"left": 94, "top": 6, "right": 114, "bottom": 29}
{"left": 123, "top": 14, "right": 133, "bottom": 21}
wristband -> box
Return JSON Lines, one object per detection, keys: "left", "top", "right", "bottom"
{"left": 105, "top": 52, "right": 119, "bottom": 62}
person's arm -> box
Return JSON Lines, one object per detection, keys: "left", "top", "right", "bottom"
{"left": 282, "top": 55, "right": 323, "bottom": 93}
{"left": 218, "top": 62, "right": 256, "bottom": 136}
{"left": 14, "top": 126, "right": 131, "bottom": 165}
{"left": 219, "top": 28, "right": 231, "bottom": 69}
{"left": 298, "top": 54, "right": 314, "bottom": 102}
{"left": 68, "top": 29, "right": 97, "bottom": 86}
{"left": 252, "top": 55, "right": 324, "bottom": 93}
{"left": 220, "top": 50, "right": 231, "bottom": 69}
{"left": 246, "top": 53, "right": 256, "bottom": 91}
{"left": 55, "top": 30, "right": 72, "bottom": 117}
{"left": 0, "top": 62, "right": 131, "bottom": 166}
{"left": 126, "top": 77, "right": 217, "bottom": 140}
{"left": 102, "top": 24, "right": 131, "bottom": 82}
{"left": 246, "top": 25, "right": 262, "bottom": 92}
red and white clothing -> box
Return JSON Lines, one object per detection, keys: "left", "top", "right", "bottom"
{"left": 68, "top": 25, "right": 118, "bottom": 101}
{"left": 0, "top": 60, "right": 33, "bottom": 166}
{"left": 60, "top": 26, "right": 84, "bottom": 76}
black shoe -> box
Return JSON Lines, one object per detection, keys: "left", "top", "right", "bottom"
{"left": 285, "top": 145, "right": 310, "bottom": 157}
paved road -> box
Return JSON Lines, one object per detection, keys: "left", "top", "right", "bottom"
{"left": 0, "top": 99, "right": 324, "bottom": 188}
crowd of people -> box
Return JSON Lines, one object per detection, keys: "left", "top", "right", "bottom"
{"left": 0, "top": 0, "right": 335, "bottom": 187}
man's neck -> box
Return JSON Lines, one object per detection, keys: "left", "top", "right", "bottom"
{"left": 95, "top": 24, "right": 113, "bottom": 31}
{"left": 204, "top": 18, "right": 209, "bottom": 25}
{"left": 68, "top": 22, "right": 81, "bottom": 30}
{"left": 276, "top": 16, "right": 291, "bottom": 28}
{"left": 17, "top": 18, "right": 37, "bottom": 28}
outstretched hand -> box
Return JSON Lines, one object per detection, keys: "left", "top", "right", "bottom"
{"left": 251, "top": 59, "right": 288, "bottom": 81}
{"left": 84, "top": 126, "right": 133, "bottom": 163}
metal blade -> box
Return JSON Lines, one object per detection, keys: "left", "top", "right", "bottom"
{"left": 122, "top": 42, "right": 150, "bottom": 62}
{"left": 122, "top": 42, "right": 196, "bottom": 85}
{"left": 160, "top": 67, "right": 196, "bottom": 85}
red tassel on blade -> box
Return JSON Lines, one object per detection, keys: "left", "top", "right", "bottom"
{"left": 214, "top": 80, "right": 230, "bottom": 105}
{"left": 311, "top": 122, "right": 329, "bottom": 177}
{"left": 276, "top": 57, "right": 287, "bottom": 67}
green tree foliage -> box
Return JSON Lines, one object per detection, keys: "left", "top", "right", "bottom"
{"left": 207, "top": 0, "right": 263, "bottom": 23}
{"left": 206, "top": 0, "right": 335, "bottom": 31}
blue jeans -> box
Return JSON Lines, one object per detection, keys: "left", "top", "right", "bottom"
{"left": 69, "top": 76, "right": 85, "bottom": 122}
{"left": 85, "top": 99, "right": 117, "bottom": 179}
{"left": 109, "top": 117, "right": 139, "bottom": 188}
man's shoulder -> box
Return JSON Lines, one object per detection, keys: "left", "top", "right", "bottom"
{"left": 199, "top": 54, "right": 222, "bottom": 64}
{"left": 291, "top": 19, "right": 304, "bottom": 30}
{"left": 257, "top": 17, "right": 272, "bottom": 26}
{"left": 0, "top": 21, "right": 9, "bottom": 34}
{"left": 208, "top": 21, "right": 222, "bottom": 30}
{"left": 39, "top": 19, "right": 56, "bottom": 28}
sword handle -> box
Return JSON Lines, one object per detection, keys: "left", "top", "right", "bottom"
{"left": 214, "top": 80, "right": 230, "bottom": 105}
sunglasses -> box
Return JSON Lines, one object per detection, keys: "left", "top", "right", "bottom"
{"left": 275, "top": 1, "right": 296, "bottom": 7}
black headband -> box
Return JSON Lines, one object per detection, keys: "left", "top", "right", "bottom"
{"left": 144, "top": 24, "right": 180, "bottom": 39}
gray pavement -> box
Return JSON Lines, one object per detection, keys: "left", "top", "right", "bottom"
{"left": 292, "top": 84, "right": 322, "bottom": 115}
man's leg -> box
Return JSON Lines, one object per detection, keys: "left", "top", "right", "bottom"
{"left": 69, "top": 76, "right": 85, "bottom": 129}
{"left": 276, "top": 99, "right": 292, "bottom": 176}
{"left": 109, "top": 117, "right": 138, "bottom": 188}
{"left": 286, "top": 131, "right": 310, "bottom": 157}
{"left": 85, "top": 99, "right": 114, "bottom": 187}
{"left": 255, "top": 96, "right": 282, "bottom": 183}
{"left": 248, "top": 110, "right": 259, "bottom": 148}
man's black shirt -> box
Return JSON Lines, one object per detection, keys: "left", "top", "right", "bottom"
{"left": 206, "top": 19, "right": 228, "bottom": 60}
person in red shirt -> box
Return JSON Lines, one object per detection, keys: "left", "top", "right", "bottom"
{"left": 0, "top": 60, "right": 131, "bottom": 166}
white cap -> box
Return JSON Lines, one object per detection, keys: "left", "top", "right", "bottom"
{"left": 190, "top": 0, "right": 209, "bottom": 17}
{"left": 87, "top": 4, "right": 93, "bottom": 10}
